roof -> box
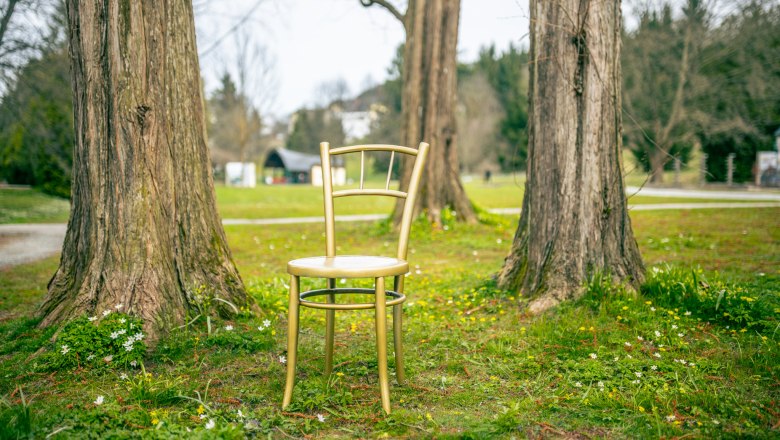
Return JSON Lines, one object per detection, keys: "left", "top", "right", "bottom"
{"left": 264, "top": 148, "right": 344, "bottom": 173}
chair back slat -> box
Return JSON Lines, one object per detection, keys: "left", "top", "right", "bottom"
{"left": 319, "top": 142, "right": 429, "bottom": 261}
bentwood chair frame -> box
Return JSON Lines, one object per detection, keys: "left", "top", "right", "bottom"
{"left": 282, "top": 141, "right": 429, "bottom": 414}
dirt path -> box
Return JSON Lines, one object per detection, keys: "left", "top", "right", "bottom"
{"left": 2, "top": 200, "right": 779, "bottom": 270}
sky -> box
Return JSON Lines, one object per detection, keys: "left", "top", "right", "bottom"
{"left": 194, "top": 0, "right": 529, "bottom": 118}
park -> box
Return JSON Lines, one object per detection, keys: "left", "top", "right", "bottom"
{"left": 1, "top": 0, "right": 779, "bottom": 438}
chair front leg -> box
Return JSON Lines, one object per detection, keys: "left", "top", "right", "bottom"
{"left": 375, "top": 276, "right": 391, "bottom": 414}
{"left": 325, "top": 278, "right": 336, "bottom": 377}
{"left": 282, "top": 275, "right": 300, "bottom": 409}
{"left": 393, "top": 275, "right": 405, "bottom": 384}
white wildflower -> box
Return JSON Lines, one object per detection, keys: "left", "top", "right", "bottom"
{"left": 205, "top": 419, "right": 215, "bottom": 430}
{"left": 666, "top": 415, "right": 676, "bottom": 422}
{"left": 130, "top": 360, "right": 138, "bottom": 367}
{"left": 631, "top": 379, "right": 640, "bottom": 384}
{"left": 102, "top": 310, "right": 111, "bottom": 316}
{"left": 120, "top": 373, "right": 128, "bottom": 380}
{"left": 94, "top": 395, "right": 104, "bottom": 405}
{"left": 60, "top": 345, "right": 70, "bottom": 355}
{"left": 117, "top": 329, "right": 126, "bottom": 335}
{"left": 624, "top": 342, "right": 632, "bottom": 347}
{"left": 574, "top": 381, "right": 583, "bottom": 388}
{"left": 279, "top": 355, "right": 286, "bottom": 364}
{"left": 614, "top": 356, "right": 620, "bottom": 362}
{"left": 650, "top": 307, "right": 656, "bottom": 312}
{"left": 651, "top": 365, "right": 658, "bottom": 371}
{"left": 133, "top": 332, "right": 144, "bottom": 341}
{"left": 119, "top": 318, "right": 126, "bottom": 324}
{"left": 589, "top": 353, "right": 597, "bottom": 359}
{"left": 88, "top": 316, "right": 97, "bottom": 322}
{"left": 237, "top": 409, "right": 244, "bottom": 418}
{"left": 115, "top": 303, "right": 123, "bottom": 310}
{"left": 654, "top": 353, "right": 662, "bottom": 358}
{"left": 110, "top": 331, "right": 120, "bottom": 339}
{"left": 104, "top": 355, "right": 113, "bottom": 362}
{"left": 225, "top": 325, "right": 234, "bottom": 331}
{"left": 87, "top": 354, "right": 95, "bottom": 361}
{"left": 637, "top": 336, "right": 644, "bottom": 341}
{"left": 634, "top": 371, "right": 642, "bottom": 378}
{"left": 597, "top": 381, "right": 605, "bottom": 389}
{"left": 678, "top": 333, "right": 684, "bottom": 338}
{"left": 671, "top": 324, "right": 678, "bottom": 330}
{"left": 626, "top": 354, "right": 633, "bottom": 359}
{"left": 317, "top": 413, "right": 326, "bottom": 423}
{"left": 684, "top": 311, "right": 691, "bottom": 316}
{"left": 124, "top": 343, "right": 134, "bottom": 352}
{"left": 198, "top": 414, "right": 206, "bottom": 420}
{"left": 654, "top": 330, "right": 661, "bottom": 338}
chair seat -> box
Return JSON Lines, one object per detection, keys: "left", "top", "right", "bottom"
{"left": 287, "top": 255, "right": 409, "bottom": 278}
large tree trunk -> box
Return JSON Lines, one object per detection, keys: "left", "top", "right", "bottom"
{"left": 39, "top": 0, "right": 247, "bottom": 342}
{"left": 360, "top": 0, "right": 476, "bottom": 225}
{"left": 497, "top": 0, "right": 644, "bottom": 313}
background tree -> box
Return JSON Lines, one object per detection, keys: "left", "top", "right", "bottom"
{"left": 622, "top": 0, "right": 706, "bottom": 183}
{"left": 207, "top": 73, "right": 263, "bottom": 167}
{"left": 0, "top": 10, "right": 72, "bottom": 197}
{"left": 497, "top": 0, "right": 645, "bottom": 313}
{"left": 360, "top": 0, "right": 476, "bottom": 224}
{"left": 40, "top": 0, "right": 247, "bottom": 342}
{"left": 0, "top": 0, "right": 56, "bottom": 89}
{"left": 286, "top": 106, "right": 346, "bottom": 155}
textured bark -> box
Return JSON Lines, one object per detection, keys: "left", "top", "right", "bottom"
{"left": 39, "top": 0, "right": 247, "bottom": 342}
{"left": 497, "top": 0, "right": 644, "bottom": 313}
{"left": 361, "top": 0, "right": 476, "bottom": 225}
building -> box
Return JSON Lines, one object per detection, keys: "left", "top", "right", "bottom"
{"left": 263, "top": 148, "right": 346, "bottom": 186}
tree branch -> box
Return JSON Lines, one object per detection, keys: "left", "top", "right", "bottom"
{"left": 0, "top": 0, "right": 21, "bottom": 49}
{"left": 359, "top": 0, "right": 405, "bottom": 24}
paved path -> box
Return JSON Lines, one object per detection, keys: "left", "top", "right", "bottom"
{"left": 2, "top": 195, "right": 780, "bottom": 269}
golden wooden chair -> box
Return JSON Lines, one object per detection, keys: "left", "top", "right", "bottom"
{"left": 282, "top": 141, "right": 429, "bottom": 414}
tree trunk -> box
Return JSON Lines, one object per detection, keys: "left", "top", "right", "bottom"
{"left": 361, "top": 0, "right": 476, "bottom": 225}
{"left": 40, "top": 0, "right": 247, "bottom": 343}
{"left": 649, "top": 148, "right": 668, "bottom": 184}
{"left": 497, "top": 0, "right": 644, "bottom": 313}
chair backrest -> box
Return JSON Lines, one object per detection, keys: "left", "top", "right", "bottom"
{"left": 319, "top": 142, "right": 429, "bottom": 261}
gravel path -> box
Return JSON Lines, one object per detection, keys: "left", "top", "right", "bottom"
{"left": 2, "top": 195, "right": 779, "bottom": 269}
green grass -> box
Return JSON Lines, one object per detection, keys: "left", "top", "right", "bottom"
{"left": 0, "top": 189, "right": 70, "bottom": 224}
{"left": 0, "top": 208, "right": 778, "bottom": 438}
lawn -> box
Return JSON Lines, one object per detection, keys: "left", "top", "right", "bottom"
{"left": 1, "top": 204, "right": 778, "bottom": 438}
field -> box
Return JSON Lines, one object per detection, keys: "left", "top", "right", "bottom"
{"left": 0, "top": 181, "right": 778, "bottom": 438}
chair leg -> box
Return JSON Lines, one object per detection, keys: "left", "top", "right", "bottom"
{"left": 393, "top": 275, "right": 405, "bottom": 384}
{"left": 282, "top": 275, "right": 300, "bottom": 409}
{"left": 374, "top": 277, "right": 391, "bottom": 414}
{"left": 325, "top": 278, "right": 336, "bottom": 377}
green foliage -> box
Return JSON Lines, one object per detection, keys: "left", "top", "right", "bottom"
{"left": 286, "top": 107, "right": 345, "bottom": 154}
{"left": 0, "top": 46, "right": 73, "bottom": 198}
{"left": 38, "top": 312, "right": 146, "bottom": 371}
{"left": 642, "top": 264, "right": 779, "bottom": 331}
{"left": 0, "top": 388, "right": 34, "bottom": 440}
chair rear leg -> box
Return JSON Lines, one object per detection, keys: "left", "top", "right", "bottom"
{"left": 283, "top": 275, "right": 300, "bottom": 409}
{"left": 393, "top": 275, "right": 405, "bottom": 384}
{"left": 375, "top": 276, "right": 391, "bottom": 414}
{"left": 325, "top": 278, "right": 336, "bottom": 377}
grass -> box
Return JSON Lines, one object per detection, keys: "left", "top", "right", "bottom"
{"left": 1, "top": 173, "right": 769, "bottom": 225}
{"left": 0, "top": 207, "right": 778, "bottom": 438}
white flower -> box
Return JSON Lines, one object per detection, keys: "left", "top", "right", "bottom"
{"left": 654, "top": 353, "right": 662, "bottom": 358}
{"left": 120, "top": 373, "right": 128, "bottom": 380}
{"left": 671, "top": 324, "right": 678, "bottom": 330}
{"left": 650, "top": 365, "right": 658, "bottom": 371}
{"left": 626, "top": 354, "right": 633, "bottom": 359}
{"left": 666, "top": 415, "right": 676, "bottom": 422}
{"left": 237, "top": 409, "right": 244, "bottom": 418}
{"left": 133, "top": 332, "right": 144, "bottom": 340}
{"left": 597, "top": 381, "right": 605, "bottom": 388}
{"left": 119, "top": 318, "right": 126, "bottom": 324}
{"left": 637, "top": 336, "right": 644, "bottom": 341}
{"left": 87, "top": 354, "right": 95, "bottom": 361}
{"left": 317, "top": 413, "right": 326, "bottom": 423}
{"left": 102, "top": 310, "right": 111, "bottom": 316}
{"left": 117, "top": 329, "right": 127, "bottom": 335}
{"left": 115, "top": 303, "right": 123, "bottom": 310}
{"left": 88, "top": 316, "right": 97, "bottom": 322}
{"left": 574, "top": 381, "right": 583, "bottom": 388}
{"left": 624, "top": 342, "right": 632, "bottom": 347}
{"left": 130, "top": 360, "right": 138, "bottom": 367}
{"left": 110, "top": 331, "right": 120, "bottom": 339}
{"left": 689, "top": 363, "right": 696, "bottom": 367}
{"left": 650, "top": 307, "right": 656, "bottom": 312}
{"left": 124, "top": 343, "right": 134, "bottom": 352}
{"left": 678, "top": 333, "right": 684, "bottom": 338}
{"left": 658, "top": 344, "right": 665, "bottom": 348}
{"left": 589, "top": 353, "right": 597, "bottom": 359}
{"left": 614, "top": 356, "right": 620, "bottom": 362}
{"left": 634, "top": 371, "right": 642, "bottom": 378}
{"left": 94, "top": 395, "right": 104, "bottom": 405}
{"left": 684, "top": 311, "right": 691, "bottom": 316}
{"left": 104, "top": 355, "right": 113, "bottom": 362}
{"left": 496, "top": 238, "right": 502, "bottom": 244}
{"left": 631, "top": 379, "right": 640, "bottom": 384}
{"left": 205, "top": 419, "right": 215, "bottom": 430}
{"left": 279, "top": 355, "right": 287, "bottom": 364}
{"left": 60, "top": 345, "right": 70, "bottom": 355}
{"left": 225, "top": 325, "right": 234, "bottom": 331}
{"left": 654, "top": 330, "right": 661, "bottom": 338}
{"left": 198, "top": 414, "right": 207, "bottom": 420}
{"left": 263, "top": 319, "right": 271, "bottom": 328}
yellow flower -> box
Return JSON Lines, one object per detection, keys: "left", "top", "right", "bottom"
{"left": 579, "top": 326, "right": 586, "bottom": 331}
{"left": 639, "top": 406, "right": 645, "bottom": 412}
{"left": 622, "top": 306, "right": 629, "bottom": 311}
{"left": 151, "top": 418, "right": 159, "bottom": 425}
{"left": 197, "top": 405, "right": 205, "bottom": 415}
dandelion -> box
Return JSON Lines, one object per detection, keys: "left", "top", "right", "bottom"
{"left": 197, "top": 405, "right": 205, "bottom": 415}
{"left": 94, "top": 395, "right": 104, "bottom": 405}
{"left": 102, "top": 310, "right": 111, "bottom": 316}
{"left": 205, "top": 419, "right": 215, "bottom": 430}
{"left": 317, "top": 413, "right": 326, "bottom": 422}
{"left": 279, "top": 355, "right": 287, "bottom": 364}
{"left": 263, "top": 319, "right": 271, "bottom": 328}
{"left": 589, "top": 353, "right": 597, "bottom": 359}
{"left": 574, "top": 382, "right": 583, "bottom": 388}
{"left": 666, "top": 415, "right": 676, "bottom": 422}
{"left": 60, "top": 344, "right": 70, "bottom": 355}
{"left": 225, "top": 325, "right": 234, "bottom": 331}
{"left": 88, "top": 316, "right": 97, "bottom": 322}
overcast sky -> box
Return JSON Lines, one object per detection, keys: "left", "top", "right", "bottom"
{"left": 195, "top": 0, "right": 529, "bottom": 118}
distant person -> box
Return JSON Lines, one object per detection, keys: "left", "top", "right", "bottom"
{"left": 484, "top": 169, "right": 492, "bottom": 183}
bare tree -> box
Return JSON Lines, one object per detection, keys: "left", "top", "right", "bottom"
{"left": 40, "top": 0, "right": 247, "bottom": 342}
{"left": 360, "top": 0, "right": 477, "bottom": 225}
{"left": 497, "top": 0, "right": 645, "bottom": 313}
{"left": 0, "top": 0, "right": 55, "bottom": 89}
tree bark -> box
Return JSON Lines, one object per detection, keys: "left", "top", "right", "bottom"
{"left": 497, "top": 0, "right": 644, "bottom": 313}
{"left": 40, "top": 0, "right": 247, "bottom": 343}
{"left": 361, "top": 0, "right": 476, "bottom": 225}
